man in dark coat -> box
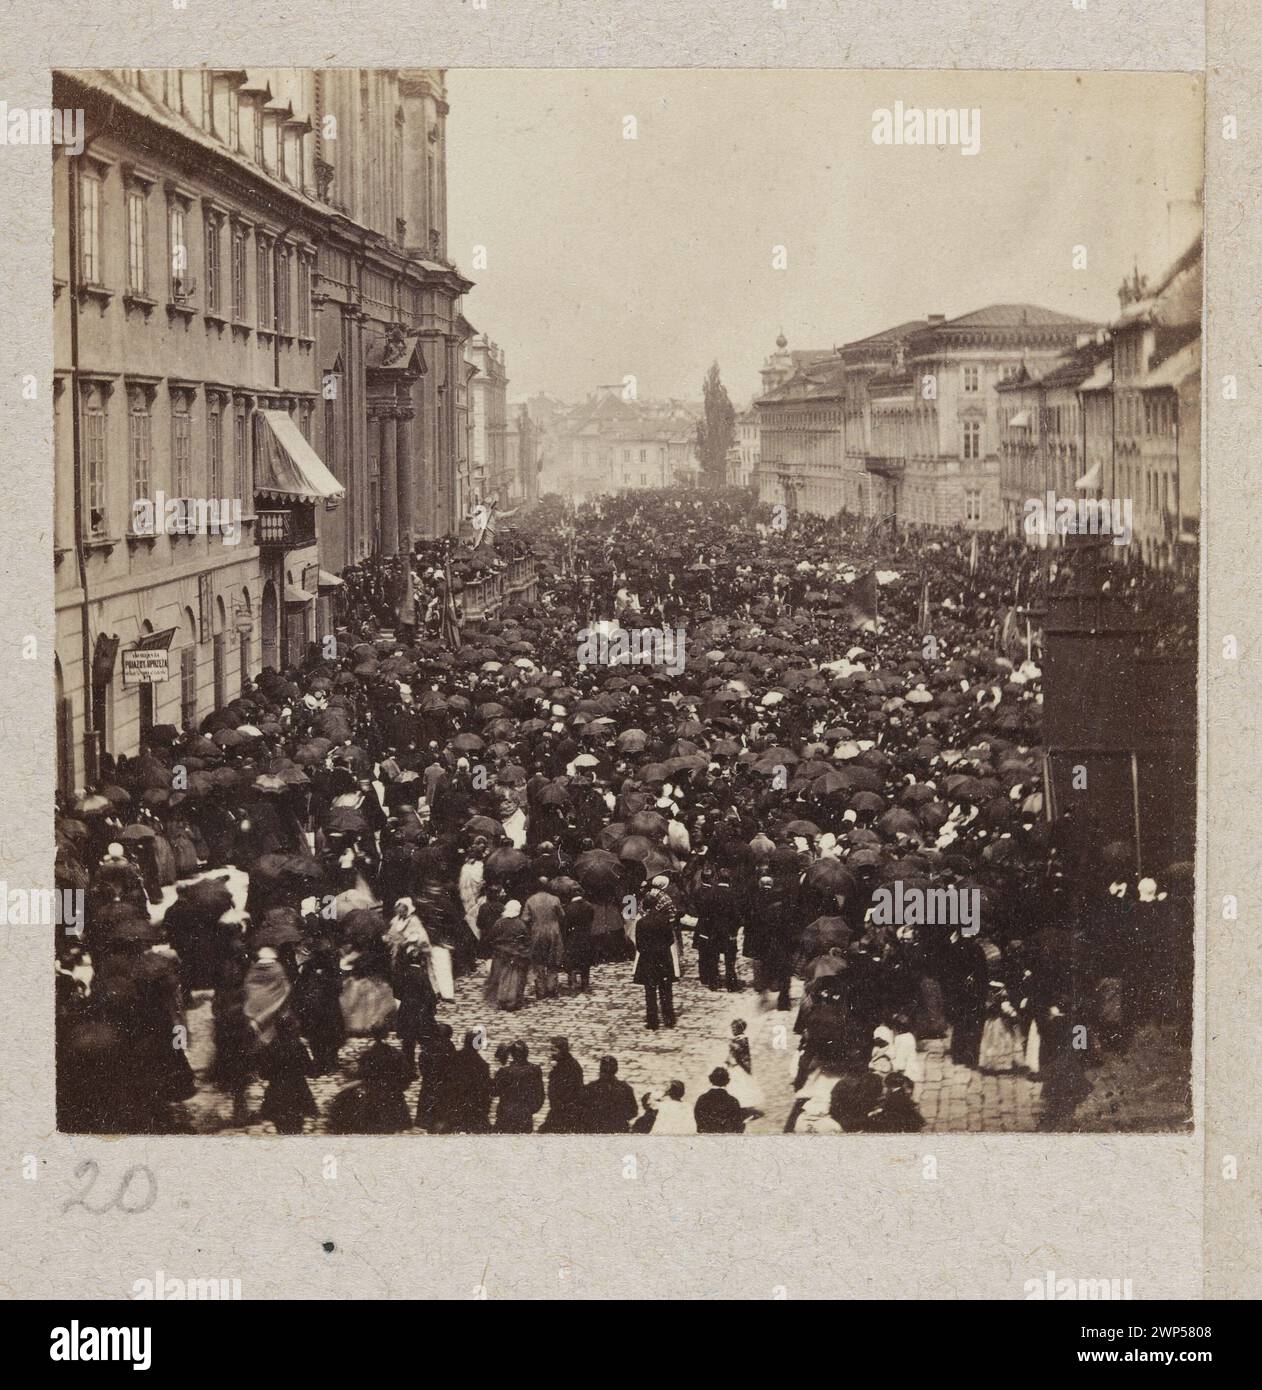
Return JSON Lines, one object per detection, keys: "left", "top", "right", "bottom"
{"left": 692, "top": 868, "right": 741, "bottom": 991}
{"left": 633, "top": 875, "right": 679, "bottom": 1029}
{"left": 694, "top": 1067, "right": 745, "bottom": 1134}
{"left": 446, "top": 1030, "right": 493, "bottom": 1132}
{"left": 561, "top": 888, "right": 594, "bottom": 993}
{"left": 492, "top": 1040, "right": 545, "bottom": 1132}
{"left": 581, "top": 1055, "right": 638, "bottom": 1133}
{"left": 539, "top": 1036, "right": 585, "bottom": 1133}
{"left": 416, "top": 1023, "right": 458, "bottom": 1131}
{"left": 944, "top": 930, "right": 989, "bottom": 1069}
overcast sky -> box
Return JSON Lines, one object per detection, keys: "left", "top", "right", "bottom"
{"left": 445, "top": 69, "right": 1203, "bottom": 407}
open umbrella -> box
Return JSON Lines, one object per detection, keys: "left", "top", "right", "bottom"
{"left": 803, "top": 859, "right": 857, "bottom": 897}
{"left": 179, "top": 877, "right": 235, "bottom": 919}
{"left": 626, "top": 810, "right": 667, "bottom": 838}
{"left": 484, "top": 847, "right": 529, "bottom": 880}
{"left": 323, "top": 805, "right": 368, "bottom": 834}
{"left": 117, "top": 822, "right": 156, "bottom": 842}
{"left": 282, "top": 854, "right": 324, "bottom": 882}
{"left": 598, "top": 823, "right": 628, "bottom": 849}
{"left": 798, "top": 915, "right": 851, "bottom": 961}
{"left": 878, "top": 807, "right": 922, "bottom": 838}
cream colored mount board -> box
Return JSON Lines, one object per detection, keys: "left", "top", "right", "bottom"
{"left": 0, "top": 0, "right": 1254, "bottom": 1302}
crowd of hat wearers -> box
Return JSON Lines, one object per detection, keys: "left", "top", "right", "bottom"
{"left": 53, "top": 488, "right": 1195, "bottom": 1135}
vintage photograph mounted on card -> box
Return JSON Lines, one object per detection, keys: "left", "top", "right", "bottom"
{"left": 51, "top": 68, "right": 1201, "bottom": 1138}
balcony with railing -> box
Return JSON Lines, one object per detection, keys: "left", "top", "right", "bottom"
{"left": 256, "top": 501, "right": 316, "bottom": 550}
{"left": 863, "top": 454, "right": 906, "bottom": 479}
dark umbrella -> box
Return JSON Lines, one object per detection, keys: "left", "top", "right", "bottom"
{"left": 484, "top": 847, "right": 529, "bottom": 880}
{"left": 878, "top": 807, "right": 922, "bottom": 838}
{"left": 179, "top": 877, "right": 235, "bottom": 919}
{"left": 323, "top": 806, "right": 368, "bottom": 834}
{"left": 282, "top": 854, "right": 324, "bottom": 882}
{"left": 803, "top": 859, "right": 857, "bottom": 897}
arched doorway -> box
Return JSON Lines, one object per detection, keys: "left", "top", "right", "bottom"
{"left": 238, "top": 586, "right": 253, "bottom": 695}
{"left": 180, "top": 607, "right": 198, "bottom": 730}
{"left": 261, "top": 580, "right": 278, "bottom": 672}
{"left": 136, "top": 619, "right": 155, "bottom": 749}
{"left": 213, "top": 597, "right": 228, "bottom": 710}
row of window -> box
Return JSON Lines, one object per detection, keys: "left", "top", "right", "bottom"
{"left": 963, "top": 363, "right": 1022, "bottom": 392}
{"left": 76, "top": 379, "right": 313, "bottom": 540}
{"left": 118, "top": 70, "right": 311, "bottom": 195}
{"left": 78, "top": 161, "right": 313, "bottom": 337}
{"left": 1120, "top": 390, "right": 1177, "bottom": 438}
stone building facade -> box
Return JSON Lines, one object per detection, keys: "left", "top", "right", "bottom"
{"left": 53, "top": 66, "right": 471, "bottom": 795}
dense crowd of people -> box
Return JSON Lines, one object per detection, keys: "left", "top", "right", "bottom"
{"left": 55, "top": 488, "right": 1195, "bottom": 1135}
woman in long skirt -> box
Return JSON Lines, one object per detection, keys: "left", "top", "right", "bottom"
{"left": 483, "top": 901, "right": 531, "bottom": 1012}
{"left": 978, "top": 981, "right": 1026, "bottom": 1073}
{"left": 524, "top": 886, "right": 566, "bottom": 1000}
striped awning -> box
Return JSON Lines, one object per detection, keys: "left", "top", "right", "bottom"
{"left": 256, "top": 410, "right": 345, "bottom": 503}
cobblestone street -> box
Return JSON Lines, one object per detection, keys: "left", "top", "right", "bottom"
{"left": 181, "top": 941, "right": 1046, "bottom": 1135}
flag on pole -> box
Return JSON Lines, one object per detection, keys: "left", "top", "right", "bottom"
{"left": 866, "top": 510, "right": 898, "bottom": 545}
{"left": 395, "top": 564, "right": 416, "bottom": 629}
{"left": 968, "top": 532, "right": 979, "bottom": 577}
{"left": 917, "top": 581, "right": 932, "bottom": 635}
{"left": 846, "top": 569, "right": 880, "bottom": 629}
{"left": 999, "top": 606, "right": 1023, "bottom": 662}
{"left": 473, "top": 499, "right": 499, "bottom": 549}
{"left": 440, "top": 556, "right": 462, "bottom": 650}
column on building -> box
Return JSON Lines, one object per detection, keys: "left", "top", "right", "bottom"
{"left": 382, "top": 407, "right": 400, "bottom": 555}
{"left": 396, "top": 406, "right": 415, "bottom": 550}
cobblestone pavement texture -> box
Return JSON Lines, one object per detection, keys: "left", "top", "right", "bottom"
{"left": 167, "top": 868, "right": 1183, "bottom": 1136}
{"left": 182, "top": 943, "right": 1048, "bottom": 1136}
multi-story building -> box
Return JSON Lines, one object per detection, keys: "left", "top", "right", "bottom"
{"left": 467, "top": 333, "right": 509, "bottom": 504}
{"left": 53, "top": 66, "right": 470, "bottom": 796}
{"left": 754, "top": 355, "right": 847, "bottom": 515}
{"left": 838, "top": 319, "right": 928, "bottom": 518}
{"left": 861, "top": 305, "right": 1097, "bottom": 530}
{"left": 1112, "top": 236, "right": 1202, "bottom": 569}
{"left": 538, "top": 387, "right": 701, "bottom": 499}
{"left": 997, "top": 337, "right": 1108, "bottom": 538}
{"left": 504, "top": 403, "right": 541, "bottom": 507}
{"left": 996, "top": 234, "right": 1201, "bottom": 570}
{"left": 753, "top": 308, "right": 1097, "bottom": 531}
{"left": 54, "top": 67, "right": 337, "bottom": 795}
{"left": 454, "top": 314, "right": 479, "bottom": 520}
{"left": 733, "top": 409, "right": 760, "bottom": 489}
{"left": 311, "top": 68, "right": 473, "bottom": 565}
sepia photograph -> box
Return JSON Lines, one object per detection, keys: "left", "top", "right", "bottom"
{"left": 50, "top": 65, "right": 1203, "bottom": 1141}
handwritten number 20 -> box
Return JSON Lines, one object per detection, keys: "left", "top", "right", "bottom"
{"left": 61, "top": 1161, "right": 156, "bottom": 1215}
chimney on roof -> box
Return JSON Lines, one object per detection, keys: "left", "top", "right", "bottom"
{"left": 927, "top": 314, "right": 946, "bottom": 325}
